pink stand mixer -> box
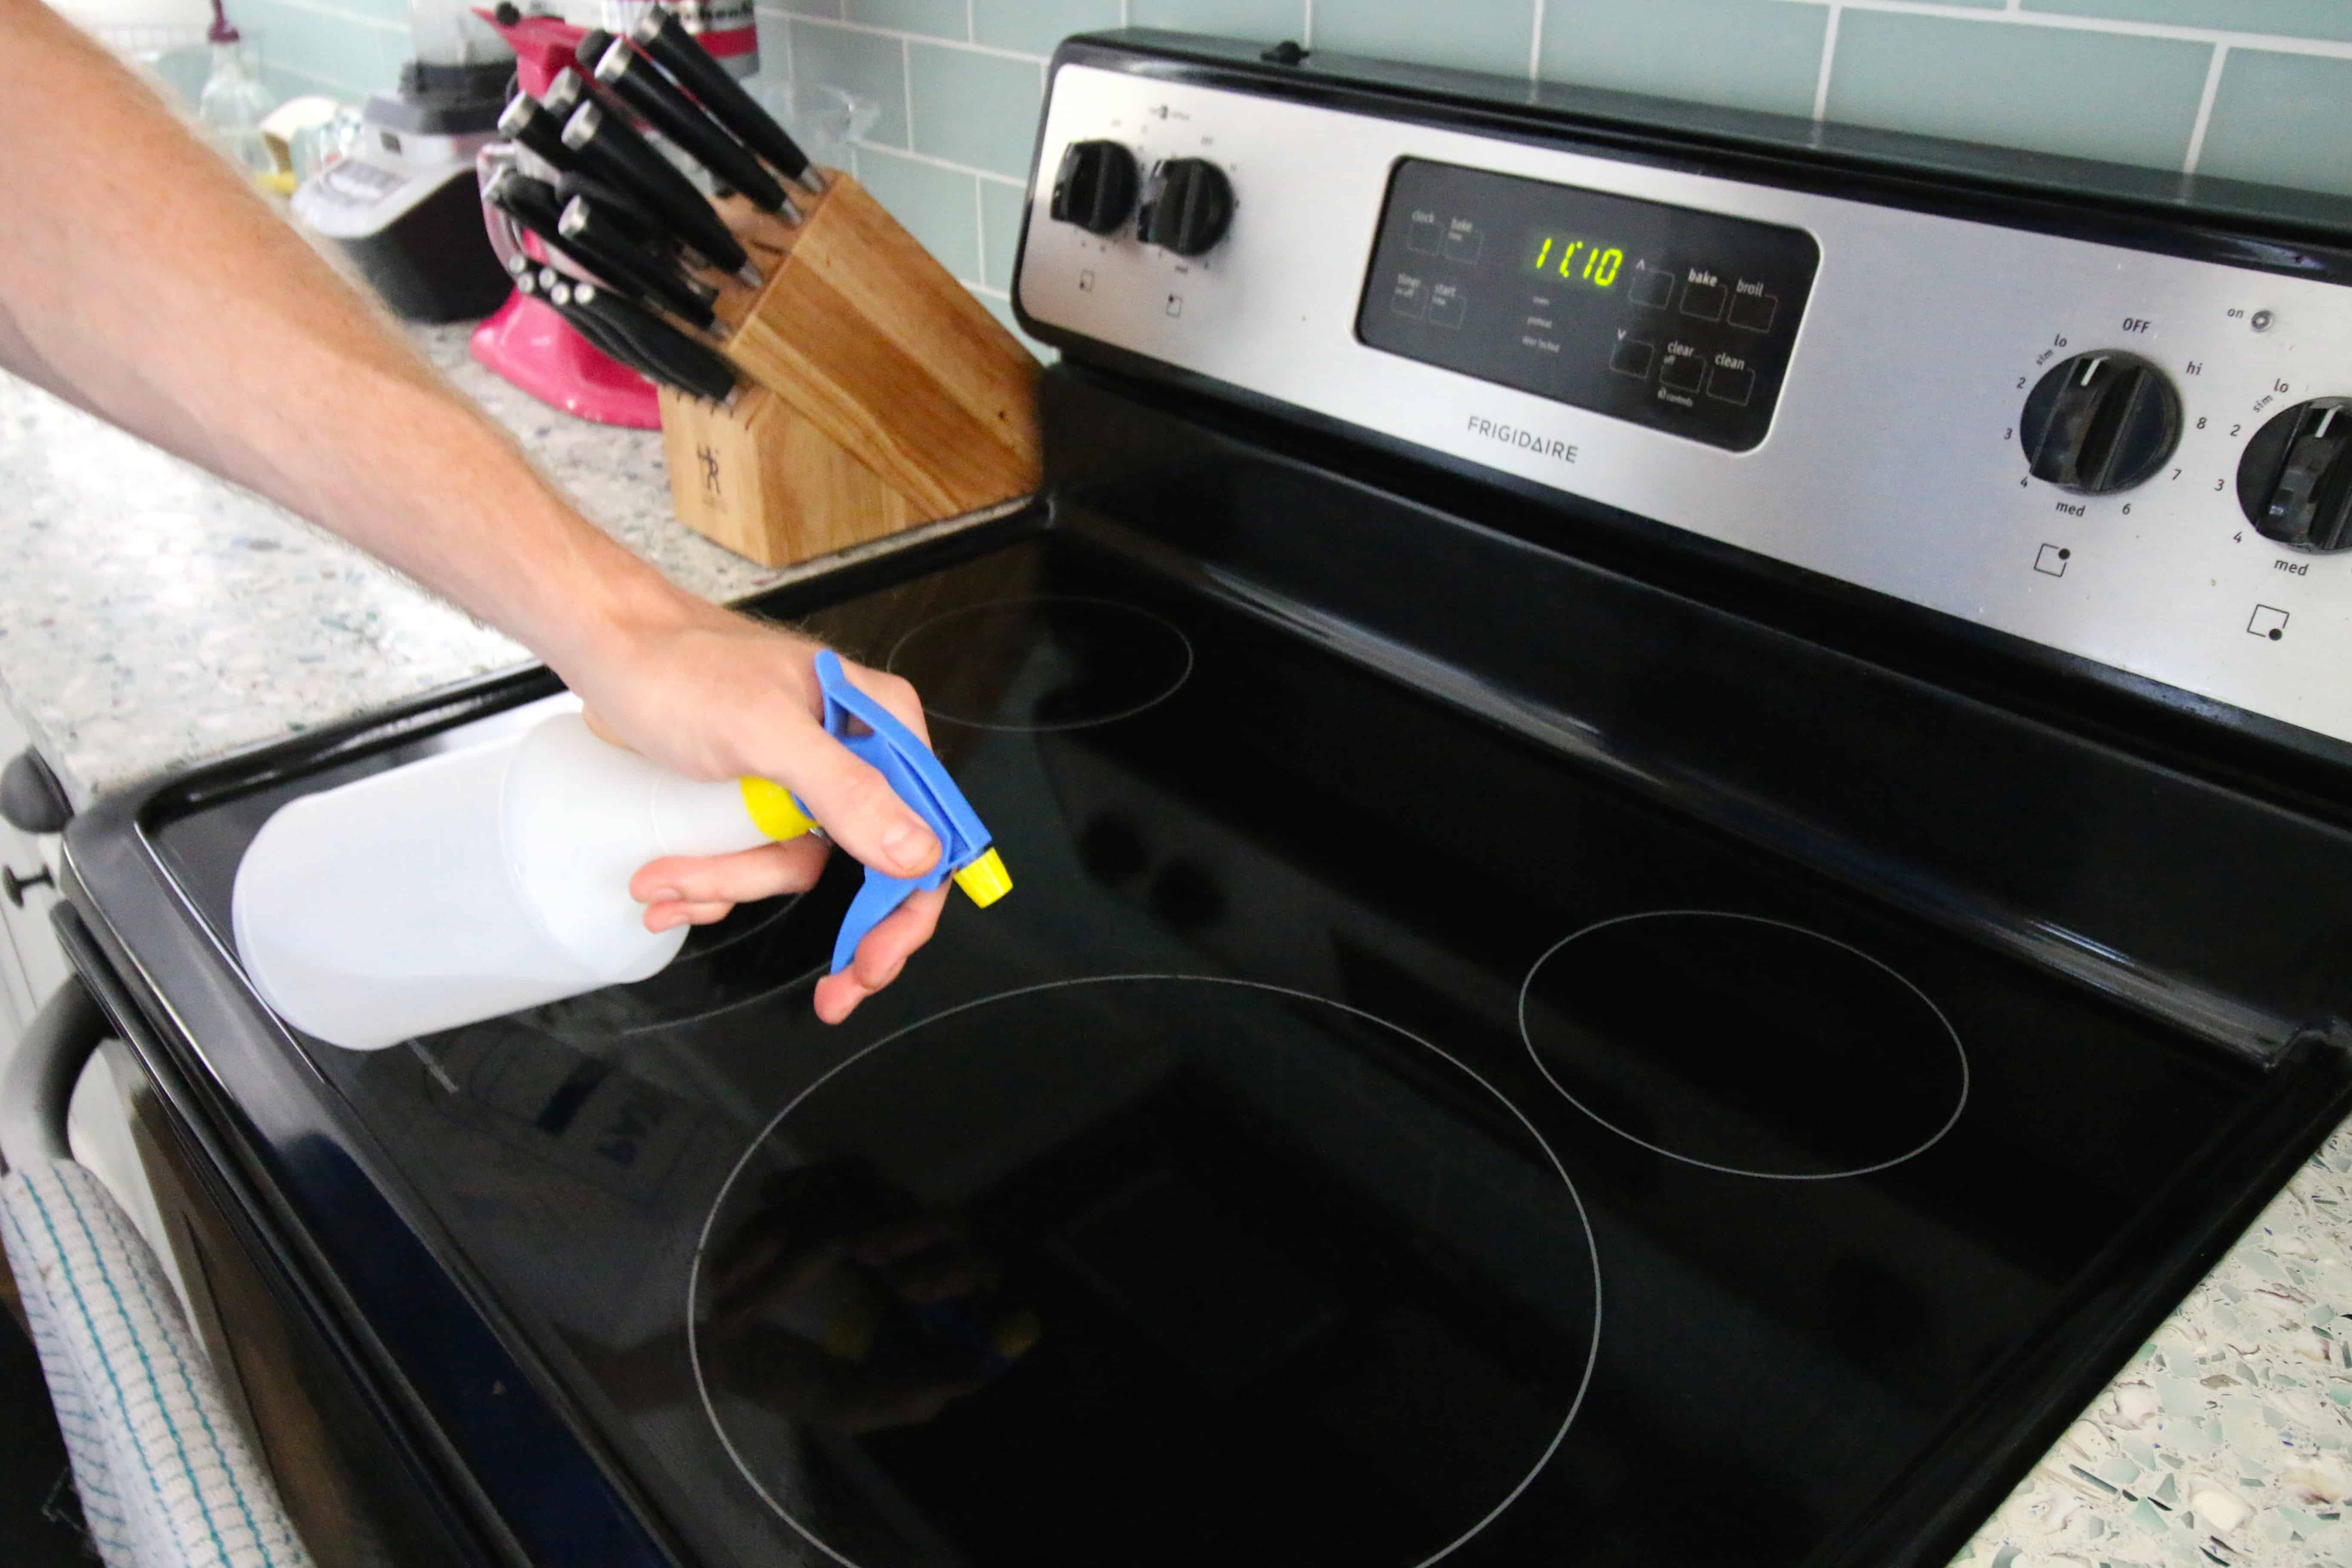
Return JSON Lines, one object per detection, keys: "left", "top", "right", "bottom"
{"left": 470, "top": 5, "right": 759, "bottom": 429}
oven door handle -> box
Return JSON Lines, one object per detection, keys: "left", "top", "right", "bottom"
{"left": 0, "top": 973, "right": 108, "bottom": 1171}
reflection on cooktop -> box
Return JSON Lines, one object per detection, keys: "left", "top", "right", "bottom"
{"left": 688, "top": 976, "right": 1598, "bottom": 1568}
{"left": 1517, "top": 912, "right": 1969, "bottom": 1180}
{"left": 885, "top": 596, "right": 1195, "bottom": 732}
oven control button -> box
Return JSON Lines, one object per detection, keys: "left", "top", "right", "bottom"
{"left": 1050, "top": 140, "right": 1140, "bottom": 235}
{"left": 1139, "top": 158, "right": 1234, "bottom": 257}
{"left": 2018, "top": 350, "right": 2182, "bottom": 494}
{"left": 2237, "top": 398, "right": 2352, "bottom": 551}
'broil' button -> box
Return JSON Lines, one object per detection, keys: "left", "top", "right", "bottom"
{"left": 1728, "top": 285, "right": 1778, "bottom": 333}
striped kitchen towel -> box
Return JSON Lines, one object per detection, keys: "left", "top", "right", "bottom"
{"left": 1, "top": 1158, "right": 313, "bottom": 1568}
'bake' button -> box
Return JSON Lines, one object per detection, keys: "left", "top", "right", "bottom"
{"left": 1706, "top": 363, "right": 1755, "bottom": 405}
{"left": 1680, "top": 274, "right": 1727, "bottom": 322}
{"left": 1609, "top": 336, "right": 1655, "bottom": 379}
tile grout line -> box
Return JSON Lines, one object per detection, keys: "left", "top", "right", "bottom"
{"left": 2181, "top": 42, "right": 2227, "bottom": 177}
{"left": 1302, "top": 0, "right": 1313, "bottom": 51}
{"left": 901, "top": 35, "right": 916, "bottom": 150}
{"left": 1754, "top": 0, "right": 2352, "bottom": 59}
{"left": 1811, "top": 3, "right": 1841, "bottom": 123}
{"left": 852, "top": 137, "right": 1027, "bottom": 184}
{"left": 971, "top": 175, "right": 989, "bottom": 294}
{"left": 763, "top": 12, "right": 1047, "bottom": 64}
{"left": 965, "top": 0, "right": 974, "bottom": 43}
{"left": 1525, "top": 0, "right": 1543, "bottom": 83}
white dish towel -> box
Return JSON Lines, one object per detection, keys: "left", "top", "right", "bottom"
{"left": 2, "top": 1157, "right": 314, "bottom": 1568}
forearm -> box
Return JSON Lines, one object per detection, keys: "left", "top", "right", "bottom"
{"left": 0, "top": 0, "right": 689, "bottom": 670}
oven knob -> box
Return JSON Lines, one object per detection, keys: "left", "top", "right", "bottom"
{"left": 2237, "top": 398, "right": 2352, "bottom": 551}
{"left": 1049, "top": 139, "right": 1139, "bottom": 236}
{"left": 1139, "top": 159, "right": 1234, "bottom": 257}
{"left": 2018, "top": 350, "right": 2182, "bottom": 494}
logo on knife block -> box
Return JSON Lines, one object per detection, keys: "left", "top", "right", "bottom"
{"left": 697, "top": 443, "right": 723, "bottom": 505}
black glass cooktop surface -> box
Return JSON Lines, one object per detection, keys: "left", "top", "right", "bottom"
{"left": 148, "top": 529, "right": 2312, "bottom": 1568}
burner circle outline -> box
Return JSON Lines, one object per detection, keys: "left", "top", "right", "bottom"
{"left": 884, "top": 595, "right": 1195, "bottom": 732}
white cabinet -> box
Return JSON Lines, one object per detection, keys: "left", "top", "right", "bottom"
{"left": 0, "top": 697, "right": 70, "bottom": 1064}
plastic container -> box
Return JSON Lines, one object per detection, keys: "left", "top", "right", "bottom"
{"left": 231, "top": 712, "right": 814, "bottom": 1051}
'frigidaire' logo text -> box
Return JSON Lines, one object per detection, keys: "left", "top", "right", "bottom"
{"left": 1466, "top": 414, "right": 1577, "bottom": 464}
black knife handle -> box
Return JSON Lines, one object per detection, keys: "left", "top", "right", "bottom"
{"left": 552, "top": 171, "right": 676, "bottom": 255}
{"left": 630, "top": 8, "right": 816, "bottom": 187}
{"left": 595, "top": 38, "right": 790, "bottom": 212}
{"left": 573, "top": 282, "right": 739, "bottom": 403}
{"left": 561, "top": 99, "right": 750, "bottom": 274}
{"left": 573, "top": 27, "right": 614, "bottom": 72}
{"left": 557, "top": 197, "right": 720, "bottom": 327}
{"left": 496, "top": 95, "right": 582, "bottom": 175}
{"left": 489, "top": 173, "right": 717, "bottom": 328}
{"left": 542, "top": 277, "right": 672, "bottom": 390}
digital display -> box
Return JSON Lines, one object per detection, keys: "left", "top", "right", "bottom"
{"left": 1524, "top": 233, "right": 1624, "bottom": 289}
{"left": 1356, "top": 160, "right": 1820, "bottom": 453}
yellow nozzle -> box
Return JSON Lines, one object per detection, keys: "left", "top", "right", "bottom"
{"left": 952, "top": 848, "right": 1013, "bottom": 907}
{"left": 739, "top": 777, "right": 819, "bottom": 842}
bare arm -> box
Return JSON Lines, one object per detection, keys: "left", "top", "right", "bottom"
{"left": 0, "top": 0, "right": 948, "bottom": 1021}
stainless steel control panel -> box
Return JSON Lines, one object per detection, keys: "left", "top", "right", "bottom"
{"left": 1017, "top": 62, "right": 2352, "bottom": 749}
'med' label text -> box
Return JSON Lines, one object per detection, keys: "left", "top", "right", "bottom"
{"left": 1467, "top": 414, "right": 1577, "bottom": 464}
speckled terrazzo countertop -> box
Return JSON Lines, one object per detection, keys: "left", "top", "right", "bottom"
{"left": 0, "top": 323, "right": 998, "bottom": 806}
{"left": 3, "top": 324, "right": 2350, "bottom": 1567}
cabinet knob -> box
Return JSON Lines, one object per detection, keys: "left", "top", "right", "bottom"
{"left": 1, "top": 749, "right": 70, "bottom": 835}
{"left": 3, "top": 863, "right": 53, "bottom": 908}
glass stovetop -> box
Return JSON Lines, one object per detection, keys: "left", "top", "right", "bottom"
{"left": 156, "top": 529, "right": 2269, "bottom": 1568}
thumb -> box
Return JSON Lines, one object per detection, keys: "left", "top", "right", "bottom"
{"left": 763, "top": 707, "right": 941, "bottom": 879}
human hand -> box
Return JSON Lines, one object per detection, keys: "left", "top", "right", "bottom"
{"left": 559, "top": 592, "right": 950, "bottom": 1024}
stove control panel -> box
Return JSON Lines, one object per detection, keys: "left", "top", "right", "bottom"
{"left": 1016, "top": 60, "right": 2352, "bottom": 752}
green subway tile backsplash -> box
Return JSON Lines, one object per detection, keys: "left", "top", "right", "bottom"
{"left": 1127, "top": 0, "right": 1301, "bottom": 41}
{"left": 2023, "top": 0, "right": 2352, "bottom": 43}
{"left": 1825, "top": 10, "right": 2212, "bottom": 170}
{"left": 974, "top": 0, "right": 1121, "bottom": 56}
{"left": 1312, "top": 0, "right": 1534, "bottom": 77}
{"left": 150, "top": 1, "right": 2352, "bottom": 335}
{"left": 853, "top": 145, "right": 984, "bottom": 277}
{"left": 846, "top": 0, "right": 966, "bottom": 45}
{"left": 2197, "top": 48, "right": 2352, "bottom": 197}
{"left": 906, "top": 42, "right": 1042, "bottom": 178}
{"left": 788, "top": 18, "right": 908, "bottom": 144}
{"left": 978, "top": 178, "right": 1029, "bottom": 292}
{"left": 1539, "top": 0, "right": 1829, "bottom": 119}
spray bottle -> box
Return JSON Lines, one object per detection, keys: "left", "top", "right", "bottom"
{"left": 231, "top": 651, "right": 1009, "bottom": 1050}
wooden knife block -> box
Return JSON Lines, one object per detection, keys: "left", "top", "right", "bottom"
{"left": 657, "top": 171, "right": 1040, "bottom": 567}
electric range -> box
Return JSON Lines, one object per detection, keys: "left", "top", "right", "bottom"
{"left": 55, "top": 30, "right": 2352, "bottom": 1568}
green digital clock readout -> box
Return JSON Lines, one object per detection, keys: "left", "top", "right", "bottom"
{"left": 1524, "top": 232, "right": 1625, "bottom": 288}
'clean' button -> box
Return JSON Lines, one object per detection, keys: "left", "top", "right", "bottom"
{"left": 1706, "top": 363, "right": 1755, "bottom": 406}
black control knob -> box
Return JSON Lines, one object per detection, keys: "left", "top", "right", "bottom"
{"left": 2237, "top": 398, "right": 2352, "bottom": 551}
{"left": 1049, "top": 140, "right": 1139, "bottom": 236}
{"left": 2018, "top": 350, "right": 2183, "bottom": 494}
{"left": 1139, "top": 159, "right": 1234, "bottom": 257}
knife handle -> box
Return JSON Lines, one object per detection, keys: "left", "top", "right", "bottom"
{"left": 573, "top": 282, "right": 740, "bottom": 404}
{"left": 495, "top": 95, "right": 582, "bottom": 175}
{"left": 552, "top": 171, "right": 677, "bottom": 256}
{"left": 541, "top": 276, "right": 673, "bottom": 392}
{"left": 490, "top": 172, "right": 717, "bottom": 328}
{"left": 595, "top": 38, "right": 791, "bottom": 214}
{"left": 557, "top": 197, "right": 720, "bottom": 328}
{"left": 561, "top": 99, "right": 751, "bottom": 275}
{"left": 630, "top": 7, "right": 818, "bottom": 191}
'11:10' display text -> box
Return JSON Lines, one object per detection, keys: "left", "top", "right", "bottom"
{"left": 1525, "top": 233, "right": 1625, "bottom": 288}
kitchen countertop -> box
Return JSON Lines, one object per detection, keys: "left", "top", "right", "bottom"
{"left": 3, "top": 326, "right": 2350, "bottom": 1567}
{"left": 0, "top": 324, "right": 1001, "bottom": 806}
